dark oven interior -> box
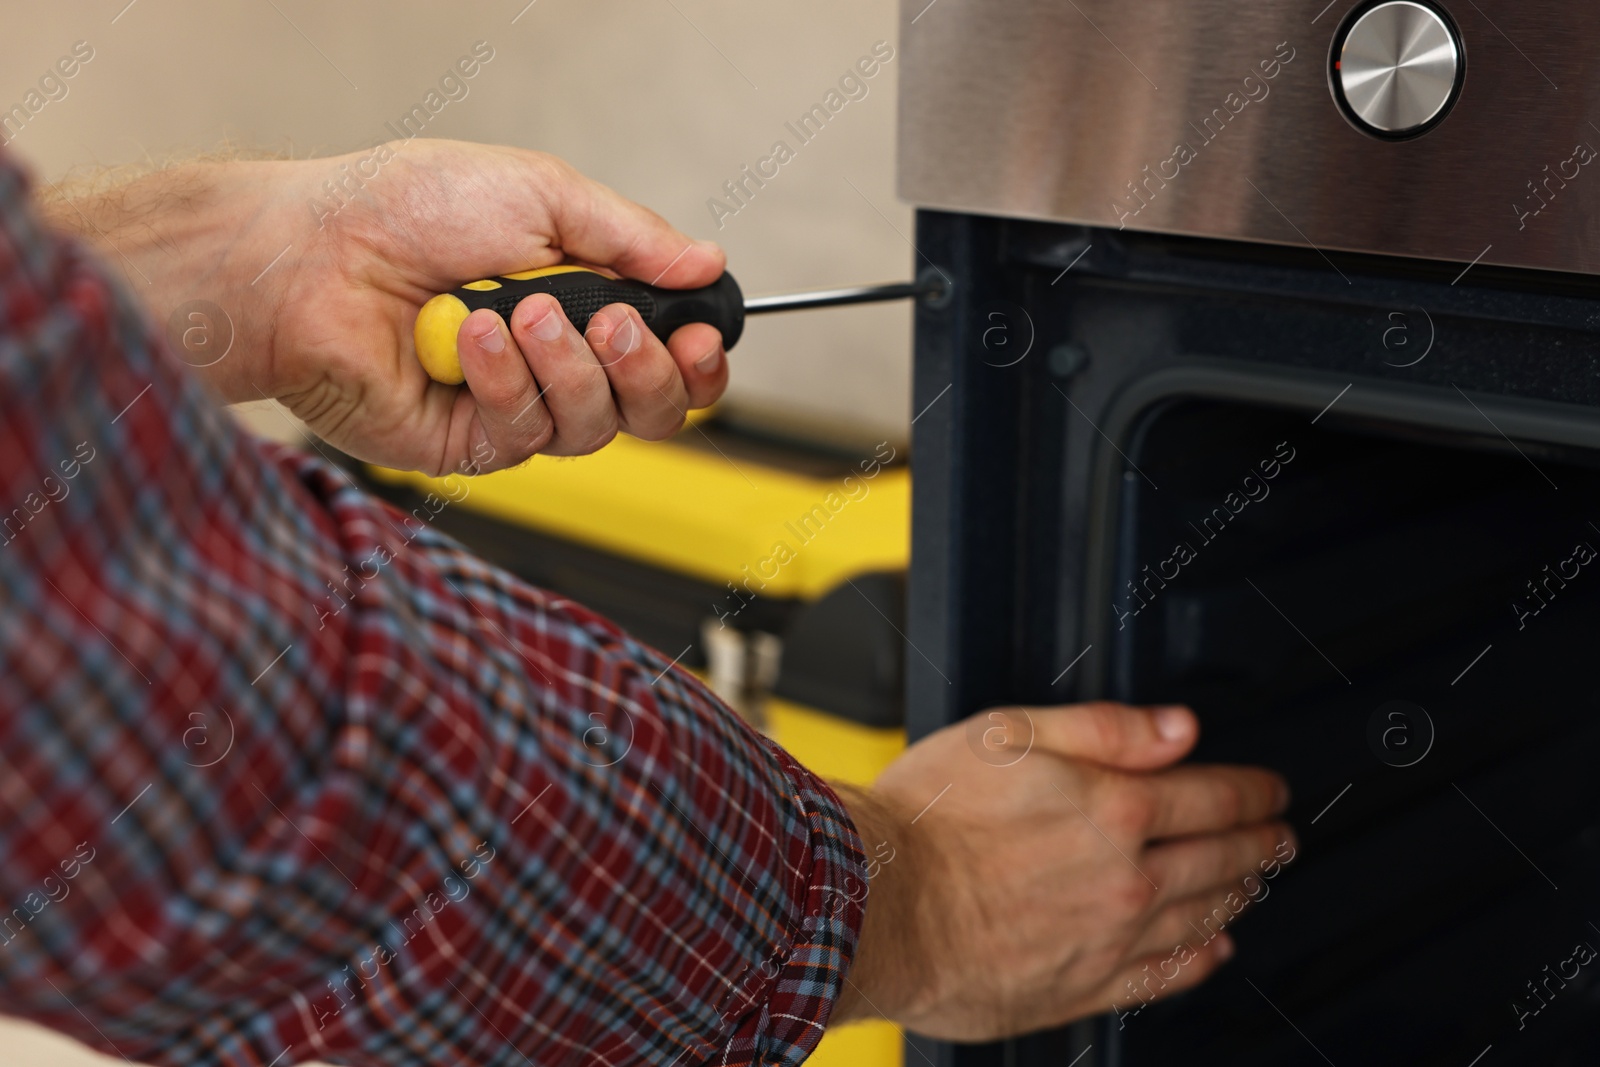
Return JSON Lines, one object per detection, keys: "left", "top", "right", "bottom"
{"left": 1104, "top": 398, "right": 1600, "bottom": 1064}
{"left": 906, "top": 211, "right": 1600, "bottom": 1067}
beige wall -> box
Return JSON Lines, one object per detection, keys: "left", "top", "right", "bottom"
{"left": 0, "top": 2, "right": 905, "bottom": 1064}
{"left": 3, "top": 0, "right": 911, "bottom": 450}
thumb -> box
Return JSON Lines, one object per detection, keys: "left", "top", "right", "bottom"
{"left": 548, "top": 160, "right": 726, "bottom": 288}
{"left": 1028, "top": 702, "right": 1198, "bottom": 770}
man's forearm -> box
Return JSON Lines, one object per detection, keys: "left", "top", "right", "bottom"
{"left": 35, "top": 159, "right": 302, "bottom": 401}
{"left": 1, "top": 146, "right": 872, "bottom": 1066}
{"left": 830, "top": 783, "right": 935, "bottom": 1027}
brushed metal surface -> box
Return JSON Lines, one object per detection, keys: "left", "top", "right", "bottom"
{"left": 1337, "top": 1, "right": 1459, "bottom": 133}
{"left": 897, "top": 0, "right": 1600, "bottom": 275}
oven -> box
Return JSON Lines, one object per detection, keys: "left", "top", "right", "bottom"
{"left": 897, "top": 2, "right": 1600, "bottom": 1065}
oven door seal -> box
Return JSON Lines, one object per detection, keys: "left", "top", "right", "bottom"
{"left": 1075, "top": 360, "right": 1600, "bottom": 697}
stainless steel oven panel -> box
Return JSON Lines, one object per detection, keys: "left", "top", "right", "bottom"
{"left": 897, "top": 0, "right": 1600, "bottom": 275}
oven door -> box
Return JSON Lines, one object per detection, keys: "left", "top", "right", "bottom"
{"left": 1087, "top": 372, "right": 1600, "bottom": 1066}
{"left": 906, "top": 212, "right": 1600, "bottom": 1067}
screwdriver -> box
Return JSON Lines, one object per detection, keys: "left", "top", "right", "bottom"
{"left": 414, "top": 265, "right": 944, "bottom": 384}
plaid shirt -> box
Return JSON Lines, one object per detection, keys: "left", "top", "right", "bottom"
{"left": 0, "top": 153, "right": 866, "bottom": 1066}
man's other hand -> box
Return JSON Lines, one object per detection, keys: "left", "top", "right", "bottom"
{"left": 834, "top": 702, "right": 1295, "bottom": 1041}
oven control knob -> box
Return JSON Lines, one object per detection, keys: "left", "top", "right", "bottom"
{"left": 1334, "top": 1, "right": 1462, "bottom": 136}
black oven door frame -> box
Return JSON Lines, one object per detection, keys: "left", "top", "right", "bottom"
{"left": 1079, "top": 360, "right": 1600, "bottom": 694}
{"left": 904, "top": 208, "right": 1600, "bottom": 1067}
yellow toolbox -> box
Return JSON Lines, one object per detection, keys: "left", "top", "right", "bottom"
{"left": 364, "top": 418, "right": 908, "bottom": 1067}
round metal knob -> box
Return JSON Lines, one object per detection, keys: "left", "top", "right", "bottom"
{"left": 1336, "top": 1, "right": 1462, "bottom": 135}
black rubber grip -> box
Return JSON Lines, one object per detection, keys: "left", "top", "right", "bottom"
{"left": 451, "top": 269, "right": 746, "bottom": 350}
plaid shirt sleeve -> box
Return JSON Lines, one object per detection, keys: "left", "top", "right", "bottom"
{"left": 0, "top": 153, "right": 868, "bottom": 1067}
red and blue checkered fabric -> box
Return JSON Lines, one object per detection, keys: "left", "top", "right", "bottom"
{"left": 0, "top": 154, "right": 866, "bottom": 1067}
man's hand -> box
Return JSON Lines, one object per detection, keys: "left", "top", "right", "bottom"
{"left": 833, "top": 702, "right": 1294, "bottom": 1041}
{"left": 37, "top": 141, "right": 729, "bottom": 475}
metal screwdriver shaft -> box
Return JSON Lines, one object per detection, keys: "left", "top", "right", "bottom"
{"left": 743, "top": 280, "right": 927, "bottom": 314}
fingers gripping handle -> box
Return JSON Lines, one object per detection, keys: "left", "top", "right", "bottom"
{"left": 414, "top": 266, "right": 746, "bottom": 384}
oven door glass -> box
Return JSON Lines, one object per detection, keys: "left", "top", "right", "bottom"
{"left": 1101, "top": 398, "right": 1600, "bottom": 1066}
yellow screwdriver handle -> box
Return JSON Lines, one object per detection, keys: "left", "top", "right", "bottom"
{"left": 414, "top": 265, "right": 746, "bottom": 384}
